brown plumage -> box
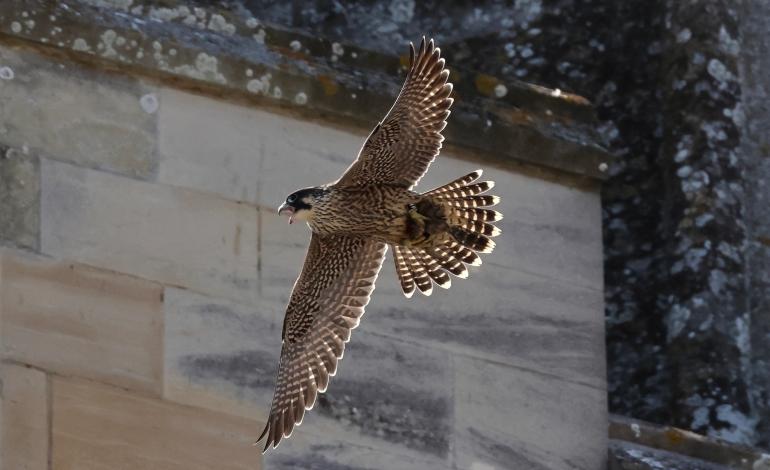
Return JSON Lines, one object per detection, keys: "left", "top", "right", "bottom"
{"left": 260, "top": 37, "right": 503, "bottom": 452}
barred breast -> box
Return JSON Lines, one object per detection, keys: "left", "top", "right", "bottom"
{"left": 308, "top": 185, "right": 418, "bottom": 241}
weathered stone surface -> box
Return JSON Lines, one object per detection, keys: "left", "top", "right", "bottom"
{"left": 158, "top": 87, "right": 359, "bottom": 205}
{"left": 259, "top": 155, "right": 605, "bottom": 386}
{"left": 739, "top": 0, "right": 770, "bottom": 450}
{"left": 610, "top": 415, "right": 770, "bottom": 469}
{"left": 0, "top": 0, "right": 609, "bottom": 180}
{"left": 258, "top": 145, "right": 603, "bottom": 295}
{"left": 0, "top": 45, "right": 156, "bottom": 178}
{"left": 609, "top": 441, "right": 733, "bottom": 470}
{"left": 0, "top": 249, "right": 163, "bottom": 393}
{"left": 52, "top": 377, "right": 261, "bottom": 470}
{"left": 453, "top": 355, "right": 607, "bottom": 470}
{"left": 0, "top": 146, "right": 38, "bottom": 250}
{"left": 0, "top": 363, "right": 48, "bottom": 470}
{"left": 163, "top": 287, "right": 454, "bottom": 463}
{"left": 39, "top": 158, "right": 259, "bottom": 305}
{"left": 263, "top": 429, "right": 449, "bottom": 470}
{"left": 657, "top": 2, "right": 753, "bottom": 444}
{"left": 370, "top": 260, "right": 605, "bottom": 387}
{"left": 162, "top": 287, "right": 279, "bottom": 420}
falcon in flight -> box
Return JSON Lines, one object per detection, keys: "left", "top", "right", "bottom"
{"left": 258, "top": 37, "right": 502, "bottom": 451}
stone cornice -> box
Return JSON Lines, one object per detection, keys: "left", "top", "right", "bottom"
{"left": 0, "top": 0, "right": 611, "bottom": 180}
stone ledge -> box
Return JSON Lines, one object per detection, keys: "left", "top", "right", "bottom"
{"left": 0, "top": 0, "right": 611, "bottom": 180}
{"left": 610, "top": 415, "right": 770, "bottom": 469}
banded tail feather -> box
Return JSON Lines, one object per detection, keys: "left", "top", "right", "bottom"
{"left": 393, "top": 170, "right": 502, "bottom": 297}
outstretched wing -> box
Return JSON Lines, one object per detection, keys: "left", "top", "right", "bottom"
{"left": 258, "top": 233, "right": 387, "bottom": 452}
{"left": 335, "top": 37, "right": 453, "bottom": 189}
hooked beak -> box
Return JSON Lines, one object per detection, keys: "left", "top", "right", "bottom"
{"left": 278, "top": 202, "right": 295, "bottom": 224}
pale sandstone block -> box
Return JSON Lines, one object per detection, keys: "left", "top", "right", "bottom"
{"left": 263, "top": 428, "right": 450, "bottom": 470}
{"left": 0, "top": 249, "right": 162, "bottom": 393}
{"left": 414, "top": 153, "right": 603, "bottom": 291}
{"left": 258, "top": 156, "right": 602, "bottom": 295}
{"left": 453, "top": 355, "right": 607, "bottom": 470}
{"left": 260, "top": 198, "right": 605, "bottom": 387}
{"left": 158, "top": 87, "right": 358, "bottom": 205}
{"left": 52, "top": 378, "right": 261, "bottom": 470}
{"left": 0, "top": 150, "right": 38, "bottom": 250}
{"left": 163, "top": 287, "right": 455, "bottom": 461}
{"left": 40, "top": 159, "right": 259, "bottom": 304}
{"left": 0, "top": 46, "right": 156, "bottom": 178}
{"left": 159, "top": 87, "right": 602, "bottom": 289}
{"left": 0, "top": 364, "right": 48, "bottom": 470}
{"left": 158, "top": 86, "right": 601, "bottom": 285}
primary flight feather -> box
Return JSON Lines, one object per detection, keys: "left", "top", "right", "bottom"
{"left": 258, "top": 37, "right": 503, "bottom": 452}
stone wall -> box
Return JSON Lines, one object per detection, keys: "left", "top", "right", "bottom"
{"left": 0, "top": 19, "right": 607, "bottom": 470}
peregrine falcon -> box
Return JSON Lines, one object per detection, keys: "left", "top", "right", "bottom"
{"left": 258, "top": 37, "right": 502, "bottom": 451}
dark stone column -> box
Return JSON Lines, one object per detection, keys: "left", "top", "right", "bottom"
{"left": 658, "top": 1, "right": 755, "bottom": 443}
{"left": 739, "top": 0, "right": 770, "bottom": 449}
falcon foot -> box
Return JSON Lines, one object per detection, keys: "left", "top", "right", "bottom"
{"left": 404, "top": 201, "right": 446, "bottom": 246}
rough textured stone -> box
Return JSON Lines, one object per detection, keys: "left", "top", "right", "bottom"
{"left": 609, "top": 441, "right": 733, "bottom": 470}
{"left": 0, "top": 0, "right": 609, "bottom": 180}
{"left": 0, "top": 364, "right": 48, "bottom": 470}
{"left": 0, "top": 146, "right": 38, "bottom": 250}
{"left": 0, "top": 249, "right": 163, "bottom": 394}
{"left": 163, "top": 287, "right": 454, "bottom": 464}
{"left": 739, "top": 0, "right": 770, "bottom": 450}
{"left": 610, "top": 415, "right": 770, "bottom": 469}
{"left": 657, "top": 1, "right": 752, "bottom": 444}
{"left": 453, "top": 355, "right": 607, "bottom": 470}
{"left": 52, "top": 377, "right": 261, "bottom": 470}
{"left": 39, "top": 158, "right": 259, "bottom": 305}
{"left": 0, "top": 45, "right": 156, "bottom": 178}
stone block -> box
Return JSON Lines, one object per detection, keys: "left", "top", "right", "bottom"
{"left": 158, "top": 89, "right": 603, "bottom": 290}
{"left": 0, "top": 148, "right": 38, "bottom": 250}
{"left": 163, "top": 287, "right": 454, "bottom": 464}
{"left": 0, "top": 46, "right": 157, "bottom": 178}
{"left": 0, "top": 363, "right": 48, "bottom": 470}
{"left": 453, "top": 355, "right": 607, "bottom": 470}
{"left": 52, "top": 377, "right": 261, "bottom": 470}
{"left": 0, "top": 249, "right": 163, "bottom": 393}
{"left": 40, "top": 158, "right": 259, "bottom": 304}
{"left": 158, "top": 87, "right": 359, "bottom": 205}
{"left": 263, "top": 430, "right": 450, "bottom": 470}
{"left": 414, "top": 154, "right": 604, "bottom": 291}
{"left": 260, "top": 188, "right": 605, "bottom": 386}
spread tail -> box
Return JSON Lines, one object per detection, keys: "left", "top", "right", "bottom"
{"left": 392, "top": 170, "right": 502, "bottom": 297}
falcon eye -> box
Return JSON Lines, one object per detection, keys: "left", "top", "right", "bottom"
{"left": 287, "top": 194, "right": 297, "bottom": 203}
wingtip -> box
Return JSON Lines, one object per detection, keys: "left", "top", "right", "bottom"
{"left": 256, "top": 421, "right": 270, "bottom": 444}
{"left": 259, "top": 433, "right": 272, "bottom": 454}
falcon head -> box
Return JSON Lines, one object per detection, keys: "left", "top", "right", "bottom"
{"left": 278, "top": 187, "right": 326, "bottom": 224}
